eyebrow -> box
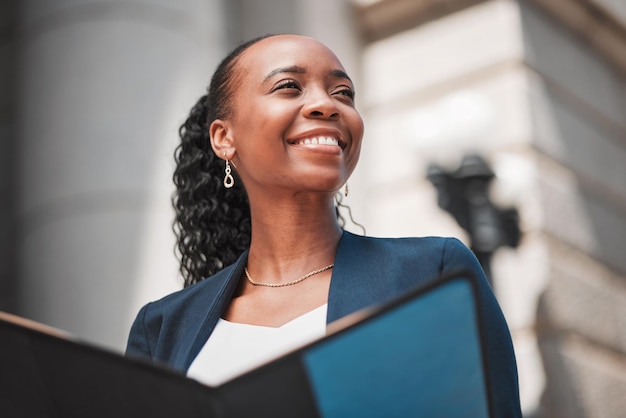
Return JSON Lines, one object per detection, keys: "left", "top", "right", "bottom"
{"left": 264, "top": 66, "right": 306, "bottom": 82}
{"left": 263, "top": 66, "right": 353, "bottom": 83}
{"left": 329, "top": 69, "right": 352, "bottom": 83}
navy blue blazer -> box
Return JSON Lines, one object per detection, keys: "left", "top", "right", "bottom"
{"left": 127, "top": 231, "right": 521, "bottom": 417}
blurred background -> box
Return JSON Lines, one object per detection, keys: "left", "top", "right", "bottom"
{"left": 1, "top": 0, "right": 625, "bottom": 416}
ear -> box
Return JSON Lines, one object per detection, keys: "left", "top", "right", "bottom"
{"left": 209, "top": 119, "right": 236, "bottom": 160}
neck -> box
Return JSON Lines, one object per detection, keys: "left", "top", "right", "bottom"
{"left": 246, "top": 192, "right": 343, "bottom": 280}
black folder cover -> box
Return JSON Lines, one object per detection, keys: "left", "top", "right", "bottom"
{"left": 0, "top": 270, "right": 492, "bottom": 418}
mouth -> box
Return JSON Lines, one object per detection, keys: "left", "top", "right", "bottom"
{"left": 288, "top": 135, "right": 346, "bottom": 149}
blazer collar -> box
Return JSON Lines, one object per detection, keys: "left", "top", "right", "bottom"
{"left": 183, "top": 250, "right": 248, "bottom": 370}
{"left": 328, "top": 231, "right": 385, "bottom": 322}
{"left": 182, "top": 231, "right": 381, "bottom": 368}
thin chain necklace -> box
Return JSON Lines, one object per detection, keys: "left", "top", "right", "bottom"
{"left": 245, "top": 264, "right": 334, "bottom": 288}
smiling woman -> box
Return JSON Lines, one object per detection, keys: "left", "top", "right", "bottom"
{"left": 125, "top": 34, "right": 522, "bottom": 416}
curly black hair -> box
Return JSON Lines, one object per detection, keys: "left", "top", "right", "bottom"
{"left": 173, "top": 34, "right": 360, "bottom": 287}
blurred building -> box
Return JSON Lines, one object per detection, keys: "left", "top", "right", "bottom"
{"left": 1, "top": 0, "right": 625, "bottom": 417}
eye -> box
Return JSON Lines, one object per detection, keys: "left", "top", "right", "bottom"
{"left": 272, "top": 79, "right": 301, "bottom": 92}
{"left": 333, "top": 86, "right": 355, "bottom": 102}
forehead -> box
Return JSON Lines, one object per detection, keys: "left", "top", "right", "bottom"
{"left": 237, "top": 35, "right": 347, "bottom": 80}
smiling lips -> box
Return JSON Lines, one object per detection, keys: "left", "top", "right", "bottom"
{"left": 290, "top": 136, "right": 343, "bottom": 148}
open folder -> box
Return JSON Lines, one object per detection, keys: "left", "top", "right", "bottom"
{"left": 0, "top": 270, "right": 493, "bottom": 418}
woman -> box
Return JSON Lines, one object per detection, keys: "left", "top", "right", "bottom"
{"left": 126, "top": 34, "right": 521, "bottom": 416}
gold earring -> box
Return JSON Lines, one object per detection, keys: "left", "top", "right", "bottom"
{"left": 223, "top": 152, "right": 234, "bottom": 188}
{"left": 344, "top": 183, "right": 349, "bottom": 197}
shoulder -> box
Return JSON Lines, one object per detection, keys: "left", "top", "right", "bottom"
{"left": 336, "top": 231, "right": 476, "bottom": 296}
{"left": 342, "top": 231, "right": 469, "bottom": 268}
{"left": 139, "top": 263, "right": 238, "bottom": 323}
{"left": 125, "top": 259, "right": 244, "bottom": 365}
{"left": 343, "top": 230, "right": 455, "bottom": 251}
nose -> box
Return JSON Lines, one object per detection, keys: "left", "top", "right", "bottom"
{"left": 302, "top": 89, "right": 340, "bottom": 120}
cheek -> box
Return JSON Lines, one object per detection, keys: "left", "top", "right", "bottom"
{"left": 345, "top": 103, "right": 364, "bottom": 132}
{"left": 249, "top": 102, "right": 299, "bottom": 137}
{"left": 347, "top": 143, "right": 362, "bottom": 174}
{"left": 346, "top": 112, "right": 364, "bottom": 174}
{"left": 348, "top": 111, "right": 365, "bottom": 150}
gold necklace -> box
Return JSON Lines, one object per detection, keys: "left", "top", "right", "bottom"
{"left": 245, "top": 264, "right": 334, "bottom": 287}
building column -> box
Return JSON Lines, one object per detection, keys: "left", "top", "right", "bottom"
{"left": 15, "top": 0, "right": 227, "bottom": 350}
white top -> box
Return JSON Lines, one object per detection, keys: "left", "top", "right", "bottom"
{"left": 187, "top": 304, "right": 328, "bottom": 386}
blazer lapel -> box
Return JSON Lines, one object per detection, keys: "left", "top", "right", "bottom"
{"left": 181, "top": 250, "right": 248, "bottom": 370}
{"left": 327, "top": 231, "right": 391, "bottom": 323}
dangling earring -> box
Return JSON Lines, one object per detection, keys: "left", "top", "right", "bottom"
{"left": 223, "top": 152, "right": 234, "bottom": 188}
{"left": 344, "top": 183, "right": 349, "bottom": 197}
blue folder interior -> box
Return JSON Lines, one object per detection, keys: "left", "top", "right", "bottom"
{"left": 302, "top": 277, "right": 490, "bottom": 418}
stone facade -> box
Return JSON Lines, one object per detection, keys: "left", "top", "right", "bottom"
{"left": 354, "top": 0, "right": 626, "bottom": 416}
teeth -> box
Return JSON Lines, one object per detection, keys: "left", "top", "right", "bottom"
{"left": 295, "top": 136, "right": 339, "bottom": 146}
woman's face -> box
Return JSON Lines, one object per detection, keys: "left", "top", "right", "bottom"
{"left": 220, "top": 35, "right": 364, "bottom": 198}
